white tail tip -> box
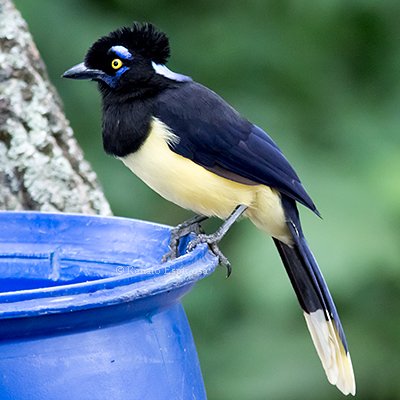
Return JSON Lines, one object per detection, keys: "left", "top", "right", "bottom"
{"left": 304, "top": 310, "right": 356, "bottom": 396}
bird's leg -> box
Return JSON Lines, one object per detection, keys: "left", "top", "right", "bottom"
{"left": 187, "top": 205, "right": 248, "bottom": 277}
{"left": 162, "top": 214, "right": 209, "bottom": 262}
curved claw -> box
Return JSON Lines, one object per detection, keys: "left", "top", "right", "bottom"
{"left": 161, "top": 235, "right": 180, "bottom": 262}
{"left": 162, "top": 217, "right": 206, "bottom": 263}
{"left": 161, "top": 248, "right": 177, "bottom": 263}
{"left": 187, "top": 234, "right": 208, "bottom": 252}
{"left": 187, "top": 235, "right": 232, "bottom": 278}
{"left": 209, "top": 242, "right": 232, "bottom": 278}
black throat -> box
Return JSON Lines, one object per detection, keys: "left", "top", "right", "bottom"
{"left": 100, "top": 78, "right": 177, "bottom": 157}
{"left": 102, "top": 96, "right": 152, "bottom": 157}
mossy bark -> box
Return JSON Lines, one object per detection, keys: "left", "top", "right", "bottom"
{"left": 0, "top": 0, "right": 111, "bottom": 215}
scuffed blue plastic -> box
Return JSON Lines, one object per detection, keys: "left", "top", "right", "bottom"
{"left": 0, "top": 211, "right": 218, "bottom": 400}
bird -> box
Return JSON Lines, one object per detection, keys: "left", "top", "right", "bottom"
{"left": 63, "top": 22, "right": 356, "bottom": 395}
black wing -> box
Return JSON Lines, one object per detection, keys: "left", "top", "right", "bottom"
{"left": 153, "top": 82, "right": 318, "bottom": 214}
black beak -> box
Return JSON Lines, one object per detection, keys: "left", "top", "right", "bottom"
{"left": 62, "top": 62, "right": 104, "bottom": 80}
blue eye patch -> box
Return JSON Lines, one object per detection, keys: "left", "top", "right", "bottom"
{"left": 109, "top": 45, "right": 133, "bottom": 60}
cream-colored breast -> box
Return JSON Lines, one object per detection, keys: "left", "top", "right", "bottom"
{"left": 121, "top": 117, "right": 290, "bottom": 242}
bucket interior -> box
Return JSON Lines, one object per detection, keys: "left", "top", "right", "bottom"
{"left": 0, "top": 212, "right": 173, "bottom": 294}
{"left": 0, "top": 277, "right": 92, "bottom": 292}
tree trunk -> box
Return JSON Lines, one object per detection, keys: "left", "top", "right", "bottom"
{"left": 0, "top": 0, "right": 111, "bottom": 215}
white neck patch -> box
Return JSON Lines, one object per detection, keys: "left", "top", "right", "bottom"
{"left": 152, "top": 62, "right": 192, "bottom": 82}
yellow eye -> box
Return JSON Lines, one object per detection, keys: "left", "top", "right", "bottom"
{"left": 111, "top": 58, "right": 123, "bottom": 70}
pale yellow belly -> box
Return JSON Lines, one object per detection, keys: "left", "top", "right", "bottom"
{"left": 121, "top": 118, "right": 291, "bottom": 243}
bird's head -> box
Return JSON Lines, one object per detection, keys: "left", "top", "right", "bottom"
{"left": 63, "top": 22, "right": 191, "bottom": 94}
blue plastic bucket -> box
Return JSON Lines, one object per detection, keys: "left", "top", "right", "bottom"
{"left": 0, "top": 212, "right": 218, "bottom": 400}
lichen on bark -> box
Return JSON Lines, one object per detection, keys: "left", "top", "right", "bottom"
{"left": 0, "top": 0, "right": 111, "bottom": 215}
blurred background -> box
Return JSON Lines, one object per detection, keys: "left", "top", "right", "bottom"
{"left": 13, "top": 1, "right": 400, "bottom": 399}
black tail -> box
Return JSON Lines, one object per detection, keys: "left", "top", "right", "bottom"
{"left": 275, "top": 196, "right": 355, "bottom": 395}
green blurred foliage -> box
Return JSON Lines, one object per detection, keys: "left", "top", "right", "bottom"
{"left": 13, "top": 1, "right": 400, "bottom": 398}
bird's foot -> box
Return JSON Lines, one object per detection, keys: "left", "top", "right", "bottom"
{"left": 163, "top": 205, "right": 247, "bottom": 277}
{"left": 162, "top": 215, "right": 207, "bottom": 262}
{"left": 187, "top": 233, "right": 232, "bottom": 278}
{"left": 186, "top": 205, "right": 248, "bottom": 277}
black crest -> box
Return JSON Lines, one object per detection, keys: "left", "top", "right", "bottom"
{"left": 85, "top": 22, "right": 170, "bottom": 67}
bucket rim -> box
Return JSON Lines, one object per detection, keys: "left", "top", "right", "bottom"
{"left": 0, "top": 211, "right": 219, "bottom": 319}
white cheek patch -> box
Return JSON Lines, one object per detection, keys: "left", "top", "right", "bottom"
{"left": 152, "top": 62, "right": 192, "bottom": 82}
